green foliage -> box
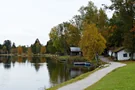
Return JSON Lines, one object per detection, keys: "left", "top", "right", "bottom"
{"left": 49, "top": 22, "right": 80, "bottom": 54}
{"left": 46, "top": 40, "right": 57, "bottom": 54}
{"left": 123, "top": 27, "right": 135, "bottom": 59}
{"left": 107, "top": 0, "right": 135, "bottom": 54}
{"left": 31, "top": 38, "right": 42, "bottom": 54}
{"left": 65, "top": 23, "right": 81, "bottom": 46}
{"left": 3, "top": 40, "right": 12, "bottom": 53}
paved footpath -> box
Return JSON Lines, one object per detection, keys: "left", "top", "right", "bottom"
{"left": 58, "top": 56, "right": 126, "bottom": 90}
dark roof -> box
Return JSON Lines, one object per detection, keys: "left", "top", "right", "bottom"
{"left": 113, "top": 47, "right": 124, "bottom": 53}
{"left": 70, "top": 47, "right": 81, "bottom": 52}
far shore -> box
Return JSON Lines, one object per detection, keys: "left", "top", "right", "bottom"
{"left": 0, "top": 54, "right": 46, "bottom": 57}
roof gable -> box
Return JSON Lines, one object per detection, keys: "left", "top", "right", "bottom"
{"left": 113, "top": 47, "right": 124, "bottom": 53}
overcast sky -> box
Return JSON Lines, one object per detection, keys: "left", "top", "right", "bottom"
{"left": 0, "top": 0, "right": 112, "bottom": 46}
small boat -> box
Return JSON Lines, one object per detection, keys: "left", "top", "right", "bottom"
{"left": 73, "top": 62, "right": 91, "bottom": 66}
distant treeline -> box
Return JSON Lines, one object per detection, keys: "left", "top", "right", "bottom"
{"left": 0, "top": 39, "right": 46, "bottom": 55}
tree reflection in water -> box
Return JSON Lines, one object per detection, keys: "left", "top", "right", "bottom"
{"left": 0, "top": 56, "right": 91, "bottom": 87}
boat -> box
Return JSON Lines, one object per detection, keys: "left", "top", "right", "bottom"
{"left": 73, "top": 62, "right": 91, "bottom": 66}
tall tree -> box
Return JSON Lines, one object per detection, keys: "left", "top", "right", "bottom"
{"left": 31, "top": 39, "right": 42, "bottom": 54}
{"left": 64, "top": 23, "right": 81, "bottom": 46}
{"left": 109, "top": 0, "right": 135, "bottom": 31}
{"left": 49, "top": 23, "right": 69, "bottom": 54}
{"left": 124, "top": 25, "right": 135, "bottom": 59}
{"left": 97, "top": 8, "right": 108, "bottom": 31}
{"left": 3, "top": 40, "right": 12, "bottom": 53}
{"left": 80, "top": 24, "right": 106, "bottom": 61}
{"left": 107, "top": 13, "right": 124, "bottom": 47}
{"left": 108, "top": 0, "right": 135, "bottom": 57}
{"left": 83, "top": 1, "right": 98, "bottom": 24}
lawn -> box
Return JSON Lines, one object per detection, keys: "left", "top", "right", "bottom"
{"left": 85, "top": 61, "right": 135, "bottom": 90}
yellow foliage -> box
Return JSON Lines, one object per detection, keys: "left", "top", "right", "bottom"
{"left": 40, "top": 46, "right": 46, "bottom": 54}
{"left": 28, "top": 47, "right": 32, "bottom": 56}
{"left": 17, "top": 46, "right": 23, "bottom": 55}
{"left": 80, "top": 24, "right": 106, "bottom": 61}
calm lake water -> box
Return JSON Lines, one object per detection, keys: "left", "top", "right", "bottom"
{"left": 0, "top": 56, "right": 90, "bottom": 90}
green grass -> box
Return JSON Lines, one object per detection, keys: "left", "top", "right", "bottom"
{"left": 46, "top": 68, "right": 100, "bottom": 90}
{"left": 85, "top": 61, "right": 135, "bottom": 90}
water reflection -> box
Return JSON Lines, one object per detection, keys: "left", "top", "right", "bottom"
{"left": 0, "top": 56, "right": 47, "bottom": 72}
{"left": 0, "top": 56, "right": 91, "bottom": 89}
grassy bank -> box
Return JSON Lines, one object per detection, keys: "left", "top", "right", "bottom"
{"left": 85, "top": 61, "right": 135, "bottom": 90}
{"left": 46, "top": 68, "right": 100, "bottom": 90}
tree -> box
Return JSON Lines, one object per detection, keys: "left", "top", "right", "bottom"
{"left": 46, "top": 40, "right": 57, "bottom": 54}
{"left": 3, "top": 40, "right": 12, "bottom": 53}
{"left": 2, "top": 46, "right": 7, "bottom": 54}
{"left": 107, "top": 0, "right": 135, "bottom": 57}
{"left": 82, "top": 1, "right": 98, "bottom": 24}
{"left": 65, "top": 23, "right": 81, "bottom": 46}
{"left": 109, "top": 0, "right": 135, "bottom": 30}
{"left": 124, "top": 25, "right": 135, "bottom": 59}
{"left": 12, "top": 42, "right": 16, "bottom": 48}
{"left": 107, "top": 13, "right": 125, "bottom": 47}
{"left": 97, "top": 8, "right": 108, "bottom": 31}
{"left": 80, "top": 24, "right": 106, "bottom": 61}
{"left": 40, "top": 46, "right": 46, "bottom": 54}
{"left": 17, "top": 46, "right": 23, "bottom": 55}
{"left": 49, "top": 23, "right": 69, "bottom": 54}
{"left": 22, "top": 46, "right": 28, "bottom": 53}
{"left": 27, "top": 47, "right": 32, "bottom": 56}
{"left": 31, "top": 39, "right": 42, "bottom": 54}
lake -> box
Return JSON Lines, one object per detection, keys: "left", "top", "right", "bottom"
{"left": 0, "top": 56, "right": 90, "bottom": 90}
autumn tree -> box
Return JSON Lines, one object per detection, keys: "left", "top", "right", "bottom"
{"left": 17, "top": 46, "right": 23, "bottom": 55}
{"left": 80, "top": 24, "right": 106, "bottom": 61}
{"left": 27, "top": 47, "right": 32, "bottom": 56}
{"left": 40, "top": 46, "right": 46, "bottom": 54}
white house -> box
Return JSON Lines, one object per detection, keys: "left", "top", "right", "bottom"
{"left": 108, "top": 47, "right": 135, "bottom": 61}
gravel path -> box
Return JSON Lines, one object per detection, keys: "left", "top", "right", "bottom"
{"left": 58, "top": 56, "right": 126, "bottom": 90}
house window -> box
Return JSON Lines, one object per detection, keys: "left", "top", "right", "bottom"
{"left": 123, "top": 53, "right": 127, "bottom": 57}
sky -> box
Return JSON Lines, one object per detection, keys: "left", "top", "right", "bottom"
{"left": 0, "top": 0, "right": 112, "bottom": 46}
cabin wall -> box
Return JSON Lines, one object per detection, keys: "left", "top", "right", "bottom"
{"left": 117, "top": 50, "right": 130, "bottom": 60}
